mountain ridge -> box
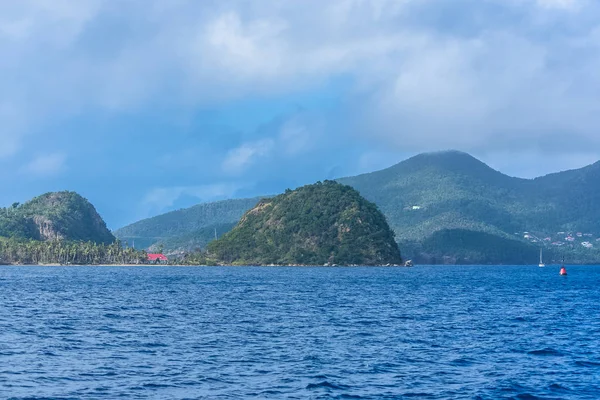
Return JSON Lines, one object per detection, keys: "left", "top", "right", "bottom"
{"left": 115, "top": 151, "right": 600, "bottom": 264}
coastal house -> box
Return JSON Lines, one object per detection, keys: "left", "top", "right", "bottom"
{"left": 148, "top": 253, "right": 168, "bottom": 264}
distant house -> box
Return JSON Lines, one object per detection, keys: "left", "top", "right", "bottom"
{"left": 148, "top": 253, "right": 168, "bottom": 264}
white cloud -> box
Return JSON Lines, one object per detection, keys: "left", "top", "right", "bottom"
{"left": 221, "top": 139, "right": 275, "bottom": 173}
{"left": 21, "top": 153, "right": 66, "bottom": 177}
{"left": 2, "top": 0, "right": 600, "bottom": 161}
{"left": 278, "top": 117, "right": 313, "bottom": 156}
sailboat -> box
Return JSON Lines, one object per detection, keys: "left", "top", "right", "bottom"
{"left": 538, "top": 248, "right": 545, "bottom": 268}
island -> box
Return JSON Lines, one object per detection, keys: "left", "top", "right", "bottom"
{"left": 202, "top": 180, "right": 402, "bottom": 266}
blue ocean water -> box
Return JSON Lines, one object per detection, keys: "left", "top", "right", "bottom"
{"left": 0, "top": 265, "right": 599, "bottom": 399}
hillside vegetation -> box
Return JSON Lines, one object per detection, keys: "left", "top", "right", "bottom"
{"left": 337, "top": 150, "right": 600, "bottom": 263}
{"left": 114, "top": 198, "right": 262, "bottom": 251}
{"left": 207, "top": 181, "right": 402, "bottom": 265}
{"left": 0, "top": 191, "right": 151, "bottom": 265}
{"left": 0, "top": 191, "right": 115, "bottom": 244}
{"left": 116, "top": 151, "right": 600, "bottom": 264}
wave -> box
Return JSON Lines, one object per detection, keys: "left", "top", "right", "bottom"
{"left": 527, "top": 348, "right": 564, "bottom": 356}
{"left": 306, "top": 381, "right": 349, "bottom": 390}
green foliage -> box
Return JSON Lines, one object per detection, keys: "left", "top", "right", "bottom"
{"left": 178, "top": 250, "right": 219, "bottom": 266}
{"left": 113, "top": 150, "right": 600, "bottom": 265}
{"left": 0, "top": 191, "right": 114, "bottom": 244}
{"left": 207, "top": 181, "right": 402, "bottom": 265}
{"left": 149, "top": 222, "right": 237, "bottom": 254}
{"left": 0, "top": 212, "right": 40, "bottom": 240}
{"left": 402, "top": 229, "right": 539, "bottom": 265}
{"left": 338, "top": 151, "right": 600, "bottom": 264}
{"left": 338, "top": 151, "right": 533, "bottom": 241}
{"left": 0, "top": 238, "right": 147, "bottom": 265}
{"left": 114, "top": 198, "right": 263, "bottom": 251}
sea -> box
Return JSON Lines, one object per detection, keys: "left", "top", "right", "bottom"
{"left": 0, "top": 265, "right": 599, "bottom": 399}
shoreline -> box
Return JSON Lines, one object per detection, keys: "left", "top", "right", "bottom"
{"left": 2, "top": 263, "right": 407, "bottom": 267}
{"left": 1, "top": 263, "right": 598, "bottom": 267}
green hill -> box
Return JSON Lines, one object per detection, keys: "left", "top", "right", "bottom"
{"left": 115, "top": 150, "right": 600, "bottom": 264}
{"left": 114, "top": 198, "right": 263, "bottom": 251}
{"left": 337, "top": 151, "right": 532, "bottom": 240}
{"left": 147, "top": 222, "right": 237, "bottom": 254}
{"left": 207, "top": 181, "right": 402, "bottom": 265}
{"left": 0, "top": 191, "right": 115, "bottom": 244}
{"left": 402, "top": 229, "right": 541, "bottom": 265}
{"left": 337, "top": 150, "right": 600, "bottom": 263}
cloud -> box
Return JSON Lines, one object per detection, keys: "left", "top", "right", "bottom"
{"left": 221, "top": 139, "right": 275, "bottom": 174}
{"left": 3, "top": 0, "right": 600, "bottom": 185}
{"left": 21, "top": 153, "right": 66, "bottom": 177}
{"left": 535, "top": 0, "right": 581, "bottom": 10}
{"left": 278, "top": 117, "right": 313, "bottom": 156}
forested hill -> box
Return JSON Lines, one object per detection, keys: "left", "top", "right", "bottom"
{"left": 338, "top": 150, "right": 600, "bottom": 264}
{"left": 207, "top": 181, "right": 402, "bottom": 266}
{"left": 115, "top": 150, "right": 600, "bottom": 264}
{"left": 338, "top": 151, "right": 530, "bottom": 240}
{"left": 0, "top": 191, "right": 115, "bottom": 244}
{"left": 114, "top": 197, "right": 263, "bottom": 251}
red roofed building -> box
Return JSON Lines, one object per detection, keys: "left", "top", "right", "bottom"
{"left": 148, "top": 253, "right": 168, "bottom": 263}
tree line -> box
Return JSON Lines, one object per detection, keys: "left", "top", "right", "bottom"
{"left": 0, "top": 238, "right": 148, "bottom": 265}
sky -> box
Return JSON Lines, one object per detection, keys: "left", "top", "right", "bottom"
{"left": 2, "top": 0, "right": 600, "bottom": 229}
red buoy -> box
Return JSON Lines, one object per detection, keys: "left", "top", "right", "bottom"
{"left": 560, "top": 266, "right": 567, "bottom": 276}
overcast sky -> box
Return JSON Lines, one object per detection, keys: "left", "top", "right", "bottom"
{"left": 2, "top": 0, "right": 600, "bottom": 228}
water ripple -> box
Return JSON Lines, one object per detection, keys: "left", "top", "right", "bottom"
{"left": 0, "top": 265, "right": 599, "bottom": 399}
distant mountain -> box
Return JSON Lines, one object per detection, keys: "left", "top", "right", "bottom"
{"left": 147, "top": 222, "right": 237, "bottom": 254}
{"left": 403, "top": 229, "right": 543, "bottom": 265}
{"left": 207, "top": 181, "right": 402, "bottom": 265}
{"left": 532, "top": 161, "right": 600, "bottom": 232}
{"left": 114, "top": 198, "right": 263, "bottom": 252}
{"left": 0, "top": 191, "right": 115, "bottom": 244}
{"left": 338, "top": 150, "right": 600, "bottom": 263}
{"left": 338, "top": 151, "right": 530, "bottom": 240}
{"left": 116, "top": 150, "right": 600, "bottom": 264}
